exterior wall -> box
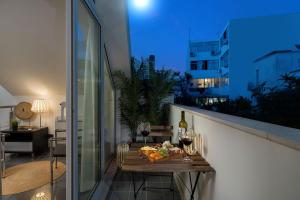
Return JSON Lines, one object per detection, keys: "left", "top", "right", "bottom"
{"left": 228, "top": 13, "right": 300, "bottom": 99}
{"left": 170, "top": 104, "right": 300, "bottom": 200}
{"left": 187, "top": 41, "right": 229, "bottom": 99}
{"left": 255, "top": 51, "right": 300, "bottom": 88}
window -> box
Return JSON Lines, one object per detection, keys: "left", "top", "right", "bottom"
{"left": 195, "top": 77, "right": 229, "bottom": 88}
{"left": 77, "top": 0, "right": 101, "bottom": 197}
{"left": 190, "top": 41, "right": 219, "bottom": 53}
{"left": 202, "top": 60, "right": 208, "bottom": 70}
{"left": 208, "top": 60, "right": 219, "bottom": 70}
{"left": 191, "top": 61, "right": 198, "bottom": 70}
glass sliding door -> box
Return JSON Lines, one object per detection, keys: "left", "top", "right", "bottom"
{"left": 103, "top": 53, "right": 115, "bottom": 170}
{"left": 75, "top": 0, "right": 101, "bottom": 199}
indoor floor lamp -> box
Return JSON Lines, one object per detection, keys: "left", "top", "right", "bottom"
{"left": 31, "top": 99, "right": 49, "bottom": 128}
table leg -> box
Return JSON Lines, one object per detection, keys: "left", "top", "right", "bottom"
{"left": 189, "top": 172, "right": 193, "bottom": 192}
{"left": 132, "top": 172, "right": 137, "bottom": 199}
{"left": 170, "top": 172, "right": 174, "bottom": 191}
{"left": 189, "top": 172, "right": 201, "bottom": 200}
{"left": 170, "top": 172, "right": 174, "bottom": 200}
{"left": 132, "top": 172, "right": 145, "bottom": 199}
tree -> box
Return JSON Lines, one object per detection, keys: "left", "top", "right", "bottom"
{"left": 252, "top": 74, "right": 300, "bottom": 128}
{"left": 174, "top": 72, "right": 196, "bottom": 106}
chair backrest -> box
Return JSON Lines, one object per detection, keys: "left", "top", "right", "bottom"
{"left": 150, "top": 125, "right": 173, "bottom": 131}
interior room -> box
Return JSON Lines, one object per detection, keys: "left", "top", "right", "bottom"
{"left": 0, "top": 0, "right": 67, "bottom": 199}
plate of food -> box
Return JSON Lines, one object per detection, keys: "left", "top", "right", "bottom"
{"left": 139, "top": 141, "right": 185, "bottom": 162}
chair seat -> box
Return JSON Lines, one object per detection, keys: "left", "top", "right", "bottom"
{"left": 53, "top": 144, "right": 66, "bottom": 157}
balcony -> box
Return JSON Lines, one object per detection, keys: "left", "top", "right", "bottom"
{"left": 171, "top": 105, "right": 300, "bottom": 200}
{"left": 102, "top": 103, "right": 300, "bottom": 200}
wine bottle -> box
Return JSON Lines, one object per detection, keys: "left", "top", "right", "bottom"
{"left": 179, "top": 111, "right": 188, "bottom": 133}
{"left": 178, "top": 111, "right": 188, "bottom": 148}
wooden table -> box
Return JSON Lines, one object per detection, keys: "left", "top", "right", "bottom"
{"left": 122, "top": 151, "right": 215, "bottom": 200}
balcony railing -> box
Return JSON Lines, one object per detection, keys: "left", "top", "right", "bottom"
{"left": 169, "top": 104, "right": 300, "bottom": 200}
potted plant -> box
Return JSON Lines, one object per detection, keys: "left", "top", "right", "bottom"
{"left": 113, "top": 69, "right": 143, "bottom": 143}
{"left": 11, "top": 119, "right": 19, "bottom": 131}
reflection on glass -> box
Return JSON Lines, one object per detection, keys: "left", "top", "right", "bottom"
{"left": 77, "top": 0, "right": 100, "bottom": 198}
{"left": 104, "top": 56, "right": 115, "bottom": 170}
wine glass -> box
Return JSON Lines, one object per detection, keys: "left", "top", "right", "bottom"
{"left": 179, "top": 132, "right": 194, "bottom": 161}
{"left": 141, "top": 122, "right": 150, "bottom": 145}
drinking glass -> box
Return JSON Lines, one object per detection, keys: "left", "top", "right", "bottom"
{"left": 179, "top": 132, "right": 194, "bottom": 161}
{"left": 141, "top": 122, "right": 150, "bottom": 145}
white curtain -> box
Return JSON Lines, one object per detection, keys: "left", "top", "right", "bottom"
{"left": 80, "top": 18, "right": 98, "bottom": 192}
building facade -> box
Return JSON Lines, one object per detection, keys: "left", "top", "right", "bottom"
{"left": 254, "top": 49, "right": 300, "bottom": 90}
{"left": 187, "top": 13, "right": 300, "bottom": 101}
{"left": 186, "top": 41, "right": 229, "bottom": 105}
{"left": 133, "top": 55, "right": 156, "bottom": 80}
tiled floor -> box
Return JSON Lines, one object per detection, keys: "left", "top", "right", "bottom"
{"left": 106, "top": 171, "right": 181, "bottom": 200}
{"left": 2, "top": 153, "right": 66, "bottom": 200}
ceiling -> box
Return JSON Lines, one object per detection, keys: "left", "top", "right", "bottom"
{"left": 0, "top": 0, "right": 130, "bottom": 97}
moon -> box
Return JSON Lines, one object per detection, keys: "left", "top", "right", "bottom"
{"left": 133, "top": 0, "right": 150, "bottom": 9}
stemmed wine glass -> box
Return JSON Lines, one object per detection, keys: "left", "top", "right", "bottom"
{"left": 140, "top": 122, "right": 150, "bottom": 145}
{"left": 179, "top": 131, "right": 194, "bottom": 161}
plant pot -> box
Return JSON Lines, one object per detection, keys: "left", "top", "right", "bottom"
{"left": 12, "top": 124, "right": 18, "bottom": 131}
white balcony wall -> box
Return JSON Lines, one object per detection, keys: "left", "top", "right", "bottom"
{"left": 170, "top": 104, "right": 300, "bottom": 200}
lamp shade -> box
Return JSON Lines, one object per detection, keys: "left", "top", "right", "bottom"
{"left": 31, "top": 99, "right": 49, "bottom": 113}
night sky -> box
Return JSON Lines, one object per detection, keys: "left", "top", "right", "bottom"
{"left": 128, "top": 0, "right": 300, "bottom": 73}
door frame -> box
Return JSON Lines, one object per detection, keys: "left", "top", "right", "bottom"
{"left": 67, "top": 0, "right": 103, "bottom": 199}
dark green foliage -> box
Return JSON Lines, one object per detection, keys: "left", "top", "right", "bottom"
{"left": 197, "top": 74, "right": 300, "bottom": 129}
{"left": 252, "top": 74, "right": 300, "bottom": 128}
{"left": 113, "top": 69, "right": 143, "bottom": 142}
{"left": 213, "top": 97, "right": 253, "bottom": 118}
{"left": 174, "top": 72, "right": 197, "bottom": 106}
{"left": 113, "top": 59, "right": 177, "bottom": 141}
{"left": 143, "top": 69, "right": 176, "bottom": 125}
{"left": 11, "top": 119, "right": 19, "bottom": 130}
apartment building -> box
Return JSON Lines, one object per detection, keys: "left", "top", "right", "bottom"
{"left": 254, "top": 49, "right": 300, "bottom": 90}
{"left": 133, "top": 55, "right": 156, "bottom": 80}
{"left": 186, "top": 40, "right": 229, "bottom": 104}
{"left": 187, "top": 13, "right": 300, "bottom": 100}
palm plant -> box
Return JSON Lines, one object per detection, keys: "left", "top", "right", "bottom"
{"left": 143, "top": 69, "right": 176, "bottom": 124}
{"left": 113, "top": 69, "right": 143, "bottom": 142}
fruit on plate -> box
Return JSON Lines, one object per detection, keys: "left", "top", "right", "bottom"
{"left": 148, "top": 151, "right": 163, "bottom": 162}
{"left": 158, "top": 148, "right": 169, "bottom": 157}
{"left": 140, "top": 146, "right": 157, "bottom": 157}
